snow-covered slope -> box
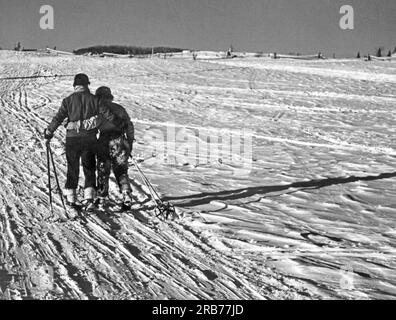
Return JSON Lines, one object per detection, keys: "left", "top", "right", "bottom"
{"left": 0, "top": 51, "right": 395, "bottom": 299}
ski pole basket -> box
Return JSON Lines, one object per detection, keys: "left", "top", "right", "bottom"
{"left": 155, "top": 201, "right": 177, "bottom": 220}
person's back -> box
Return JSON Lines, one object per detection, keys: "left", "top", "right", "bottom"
{"left": 67, "top": 87, "right": 134, "bottom": 149}
{"left": 99, "top": 102, "right": 127, "bottom": 133}
{"left": 48, "top": 86, "right": 99, "bottom": 137}
{"left": 92, "top": 87, "right": 135, "bottom": 208}
{"left": 98, "top": 101, "right": 134, "bottom": 145}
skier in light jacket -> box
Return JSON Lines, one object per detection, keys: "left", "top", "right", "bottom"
{"left": 44, "top": 74, "right": 125, "bottom": 211}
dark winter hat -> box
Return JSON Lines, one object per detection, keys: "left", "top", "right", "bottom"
{"left": 95, "top": 86, "right": 114, "bottom": 100}
{"left": 73, "top": 73, "right": 90, "bottom": 87}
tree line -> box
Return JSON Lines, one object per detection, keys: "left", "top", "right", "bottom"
{"left": 73, "top": 45, "right": 185, "bottom": 55}
{"left": 357, "top": 46, "right": 396, "bottom": 58}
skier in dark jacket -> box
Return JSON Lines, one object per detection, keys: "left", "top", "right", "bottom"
{"left": 44, "top": 74, "right": 124, "bottom": 210}
{"left": 68, "top": 86, "right": 135, "bottom": 208}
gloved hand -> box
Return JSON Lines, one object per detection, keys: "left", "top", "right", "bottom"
{"left": 128, "top": 140, "right": 133, "bottom": 156}
{"left": 44, "top": 129, "right": 54, "bottom": 140}
{"left": 66, "top": 120, "right": 80, "bottom": 131}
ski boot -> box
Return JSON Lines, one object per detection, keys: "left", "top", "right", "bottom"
{"left": 64, "top": 189, "right": 83, "bottom": 218}
{"left": 122, "top": 190, "right": 133, "bottom": 210}
{"left": 82, "top": 187, "right": 97, "bottom": 212}
{"left": 82, "top": 199, "right": 97, "bottom": 212}
{"left": 65, "top": 200, "right": 83, "bottom": 219}
{"left": 96, "top": 197, "right": 108, "bottom": 211}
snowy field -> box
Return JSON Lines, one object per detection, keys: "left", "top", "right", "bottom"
{"left": 0, "top": 50, "right": 395, "bottom": 299}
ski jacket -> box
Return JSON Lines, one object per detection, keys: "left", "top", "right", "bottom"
{"left": 67, "top": 100, "right": 135, "bottom": 145}
{"left": 47, "top": 87, "right": 124, "bottom": 138}
{"left": 99, "top": 101, "right": 134, "bottom": 143}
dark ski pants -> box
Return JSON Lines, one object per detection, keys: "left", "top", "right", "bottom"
{"left": 65, "top": 134, "right": 98, "bottom": 190}
{"left": 96, "top": 133, "right": 132, "bottom": 198}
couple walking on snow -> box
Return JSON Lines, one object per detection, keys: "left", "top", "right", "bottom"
{"left": 44, "top": 73, "right": 135, "bottom": 212}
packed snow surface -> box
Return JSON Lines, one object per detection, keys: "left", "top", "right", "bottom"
{"left": 0, "top": 51, "right": 395, "bottom": 299}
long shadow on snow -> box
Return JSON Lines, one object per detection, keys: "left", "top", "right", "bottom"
{"left": 164, "top": 172, "right": 396, "bottom": 207}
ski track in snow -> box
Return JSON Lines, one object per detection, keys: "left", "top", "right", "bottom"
{"left": 0, "top": 51, "right": 395, "bottom": 299}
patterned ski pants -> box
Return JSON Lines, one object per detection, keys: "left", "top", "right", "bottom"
{"left": 96, "top": 133, "right": 132, "bottom": 198}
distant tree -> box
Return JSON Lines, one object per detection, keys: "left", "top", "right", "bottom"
{"left": 387, "top": 50, "right": 392, "bottom": 57}
{"left": 14, "top": 42, "right": 21, "bottom": 51}
{"left": 357, "top": 52, "right": 361, "bottom": 59}
{"left": 376, "top": 47, "right": 383, "bottom": 57}
{"left": 393, "top": 46, "right": 396, "bottom": 54}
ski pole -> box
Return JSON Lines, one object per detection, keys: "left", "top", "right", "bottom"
{"left": 132, "top": 157, "right": 162, "bottom": 206}
{"left": 133, "top": 162, "right": 164, "bottom": 218}
{"left": 131, "top": 157, "right": 164, "bottom": 203}
{"left": 134, "top": 166, "right": 166, "bottom": 218}
{"left": 47, "top": 142, "right": 68, "bottom": 216}
{"left": 46, "top": 141, "right": 53, "bottom": 214}
{"left": 132, "top": 158, "right": 164, "bottom": 204}
{"left": 131, "top": 156, "right": 177, "bottom": 219}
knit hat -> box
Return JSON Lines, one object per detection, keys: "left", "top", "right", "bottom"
{"left": 73, "top": 73, "right": 90, "bottom": 87}
{"left": 95, "top": 86, "right": 114, "bottom": 100}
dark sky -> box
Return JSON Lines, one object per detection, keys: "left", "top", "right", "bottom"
{"left": 0, "top": 0, "right": 395, "bottom": 57}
